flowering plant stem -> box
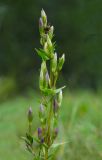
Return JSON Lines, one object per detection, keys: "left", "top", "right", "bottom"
{"left": 24, "top": 9, "right": 65, "bottom": 160}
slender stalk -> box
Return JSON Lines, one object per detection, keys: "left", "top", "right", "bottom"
{"left": 45, "top": 148, "right": 48, "bottom": 160}
{"left": 29, "top": 122, "right": 32, "bottom": 134}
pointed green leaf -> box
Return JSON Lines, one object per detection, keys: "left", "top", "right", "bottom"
{"left": 51, "top": 141, "right": 69, "bottom": 148}
{"left": 26, "top": 133, "right": 33, "bottom": 144}
{"left": 35, "top": 48, "right": 49, "bottom": 60}
{"left": 40, "top": 86, "right": 66, "bottom": 96}
{"left": 55, "top": 86, "right": 66, "bottom": 94}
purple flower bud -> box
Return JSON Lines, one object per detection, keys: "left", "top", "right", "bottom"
{"left": 53, "top": 98, "right": 59, "bottom": 114}
{"left": 39, "top": 17, "right": 43, "bottom": 27}
{"left": 54, "top": 128, "right": 59, "bottom": 137}
{"left": 28, "top": 107, "right": 33, "bottom": 122}
{"left": 40, "top": 137, "right": 44, "bottom": 143}
{"left": 38, "top": 127, "right": 42, "bottom": 139}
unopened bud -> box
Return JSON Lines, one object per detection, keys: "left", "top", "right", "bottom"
{"left": 39, "top": 17, "right": 43, "bottom": 28}
{"left": 53, "top": 128, "right": 59, "bottom": 138}
{"left": 45, "top": 71, "right": 49, "bottom": 84}
{"left": 28, "top": 107, "right": 33, "bottom": 122}
{"left": 58, "top": 90, "right": 63, "bottom": 107}
{"left": 40, "top": 103, "right": 44, "bottom": 113}
{"left": 58, "top": 54, "right": 65, "bottom": 71}
{"left": 38, "top": 127, "right": 42, "bottom": 139}
{"left": 50, "top": 26, "right": 54, "bottom": 35}
{"left": 39, "top": 104, "right": 46, "bottom": 124}
{"left": 40, "top": 137, "right": 44, "bottom": 143}
{"left": 39, "top": 18, "right": 43, "bottom": 34}
{"left": 44, "top": 42, "right": 49, "bottom": 53}
{"left": 47, "top": 35, "right": 52, "bottom": 48}
{"left": 49, "top": 26, "right": 54, "bottom": 39}
{"left": 39, "top": 69, "right": 44, "bottom": 89}
{"left": 53, "top": 98, "right": 59, "bottom": 114}
{"left": 41, "top": 61, "right": 47, "bottom": 74}
{"left": 41, "top": 9, "right": 47, "bottom": 26}
{"left": 51, "top": 53, "right": 57, "bottom": 73}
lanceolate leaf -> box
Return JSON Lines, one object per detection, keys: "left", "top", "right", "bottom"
{"left": 51, "top": 141, "right": 69, "bottom": 148}
{"left": 35, "top": 48, "right": 49, "bottom": 60}
{"left": 40, "top": 86, "right": 66, "bottom": 96}
{"left": 55, "top": 86, "right": 66, "bottom": 94}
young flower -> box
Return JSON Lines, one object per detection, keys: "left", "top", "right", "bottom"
{"left": 47, "top": 34, "right": 52, "bottom": 48}
{"left": 50, "top": 26, "right": 54, "bottom": 33}
{"left": 38, "top": 127, "right": 42, "bottom": 139}
{"left": 39, "top": 17, "right": 43, "bottom": 27}
{"left": 53, "top": 98, "right": 59, "bottom": 115}
{"left": 39, "top": 104, "right": 46, "bottom": 124}
{"left": 41, "top": 9, "right": 47, "bottom": 27}
{"left": 40, "top": 103, "right": 44, "bottom": 113}
{"left": 51, "top": 52, "right": 57, "bottom": 73}
{"left": 49, "top": 26, "right": 54, "bottom": 39}
{"left": 41, "top": 61, "right": 47, "bottom": 74}
{"left": 39, "top": 61, "right": 47, "bottom": 89}
{"left": 28, "top": 107, "right": 33, "bottom": 122}
{"left": 58, "top": 54, "right": 65, "bottom": 71}
{"left": 39, "top": 17, "right": 43, "bottom": 34}
{"left": 39, "top": 69, "right": 44, "bottom": 89}
{"left": 44, "top": 42, "right": 49, "bottom": 53}
{"left": 58, "top": 90, "right": 63, "bottom": 107}
{"left": 40, "top": 137, "right": 44, "bottom": 143}
{"left": 53, "top": 128, "right": 59, "bottom": 139}
{"left": 45, "top": 71, "right": 50, "bottom": 86}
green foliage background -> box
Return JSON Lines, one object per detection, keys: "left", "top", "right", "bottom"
{"left": 0, "top": 0, "right": 102, "bottom": 90}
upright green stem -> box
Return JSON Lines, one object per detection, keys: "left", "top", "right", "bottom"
{"left": 29, "top": 122, "right": 32, "bottom": 135}
{"left": 25, "top": 9, "right": 65, "bottom": 160}
{"left": 45, "top": 148, "right": 48, "bottom": 160}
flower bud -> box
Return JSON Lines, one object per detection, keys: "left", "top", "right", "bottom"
{"left": 53, "top": 128, "right": 59, "bottom": 139}
{"left": 40, "top": 103, "right": 44, "bottom": 113}
{"left": 58, "top": 90, "right": 63, "bottom": 107}
{"left": 39, "top": 17, "right": 43, "bottom": 34}
{"left": 50, "top": 26, "right": 54, "bottom": 35}
{"left": 45, "top": 71, "right": 50, "bottom": 85}
{"left": 41, "top": 61, "right": 47, "bottom": 74}
{"left": 40, "top": 137, "right": 44, "bottom": 143}
{"left": 39, "top": 17, "right": 43, "bottom": 28}
{"left": 38, "top": 127, "right": 42, "bottom": 139}
{"left": 39, "top": 69, "right": 44, "bottom": 89}
{"left": 41, "top": 9, "right": 47, "bottom": 26}
{"left": 51, "top": 53, "right": 57, "bottom": 73}
{"left": 44, "top": 42, "right": 49, "bottom": 53}
{"left": 48, "top": 26, "right": 54, "bottom": 39}
{"left": 28, "top": 107, "right": 33, "bottom": 122}
{"left": 58, "top": 54, "right": 65, "bottom": 71}
{"left": 39, "top": 104, "right": 46, "bottom": 124}
{"left": 53, "top": 98, "right": 59, "bottom": 114}
{"left": 47, "top": 35, "right": 52, "bottom": 48}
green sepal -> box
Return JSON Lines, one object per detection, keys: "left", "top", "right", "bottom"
{"left": 40, "top": 88, "right": 55, "bottom": 96}
{"left": 35, "top": 48, "right": 49, "bottom": 60}
{"left": 40, "top": 86, "right": 66, "bottom": 96}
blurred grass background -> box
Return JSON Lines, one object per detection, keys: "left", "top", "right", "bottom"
{"left": 0, "top": 91, "right": 102, "bottom": 160}
{"left": 0, "top": 0, "right": 102, "bottom": 159}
